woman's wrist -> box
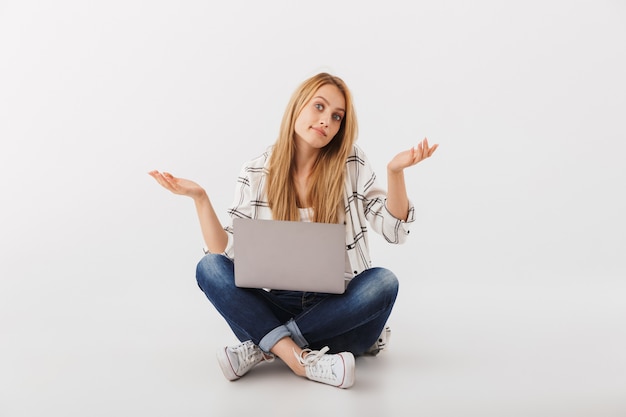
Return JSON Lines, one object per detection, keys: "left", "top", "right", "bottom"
{"left": 192, "top": 188, "right": 209, "bottom": 204}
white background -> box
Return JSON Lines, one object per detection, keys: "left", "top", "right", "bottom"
{"left": 1, "top": 1, "right": 625, "bottom": 416}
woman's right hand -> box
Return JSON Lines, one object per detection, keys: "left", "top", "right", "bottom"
{"left": 149, "top": 170, "right": 227, "bottom": 252}
{"left": 148, "top": 170, "right": 206, "bottom": 200}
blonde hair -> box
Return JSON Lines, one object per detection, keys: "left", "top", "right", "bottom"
{"left": 266, "top": 73, "right": 358, "bottom": 223}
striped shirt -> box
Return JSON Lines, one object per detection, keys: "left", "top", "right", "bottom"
{"left": 218, "top": 144, "right": 415, "bottom": 279}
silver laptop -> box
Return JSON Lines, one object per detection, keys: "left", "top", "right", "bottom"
{"left": 233, "top": 218, "right": 346, "bottom": 294}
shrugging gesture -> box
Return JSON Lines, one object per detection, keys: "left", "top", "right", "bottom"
{"left": 386, "top": 138, "right": 438, "bottom": 221}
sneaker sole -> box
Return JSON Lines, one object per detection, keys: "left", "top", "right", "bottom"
{"left": 216, "top": 347, "right": 240, "bottom": 381}
{"left": 338, "top": 352, "right": 355, "bottom": 389}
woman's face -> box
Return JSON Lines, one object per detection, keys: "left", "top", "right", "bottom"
{"left": 294, "top": 84, "right": 346, "bottom": 151}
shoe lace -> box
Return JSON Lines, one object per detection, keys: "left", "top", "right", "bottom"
{"left": 294, "top": 346, "right": 335, "bottom": 380}
{"left": 234, "top": 341, "right": 274, "bottom": 371}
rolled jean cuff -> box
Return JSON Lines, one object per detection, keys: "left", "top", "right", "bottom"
{"left": 259, "top": 325, "right": 291, "bottom": 353}
{"left": 285, "top": 318, "right": 308, "bottom": 348}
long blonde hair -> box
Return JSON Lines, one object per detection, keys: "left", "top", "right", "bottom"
{"left": 266, "top": 73, "right": 358, "bottom": 223}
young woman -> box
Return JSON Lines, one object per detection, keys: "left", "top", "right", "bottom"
{"left": 149, "top": 72, "right": 437, "bottom": 389}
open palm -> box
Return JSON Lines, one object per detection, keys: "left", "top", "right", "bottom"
{"left": 148, "top": 170, "right": 205, "bottom": 199}
{"left": 388, "top": 138, "right": 438, "bottom": 173}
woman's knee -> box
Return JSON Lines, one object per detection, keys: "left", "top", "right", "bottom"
{"left": 367, "top": 267, "right": 399, "bottom": 295}
{"left": 195, "top": 253, "right": 234, "bottom": 291}
{"left": 349, "top": 267, "right": 399, "bottom": 302}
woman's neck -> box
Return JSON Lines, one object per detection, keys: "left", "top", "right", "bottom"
{"left": 292, "top": 143, "right": 321, "bottom": 208}
{"left": 293, "top": 145, "right": 318, "bottom": 178}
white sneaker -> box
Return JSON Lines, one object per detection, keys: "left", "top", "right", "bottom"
{"left": 294, "top": 346, "right": 355, "bottom": 389}
{"left": 217, "top": 340, "right": 274, "bottom": 381}
{"left": 365, "top": 326, "right": 391, "bottom": 356}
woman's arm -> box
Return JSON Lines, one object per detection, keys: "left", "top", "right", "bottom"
{"left": 192, "top": 190, "right": 228, "bottom": 253}
{"left": 148, "top": 171, "right": 228, "bottom": 253}
{"left": 386, "top": 138, "right": 438, "bottom": 220}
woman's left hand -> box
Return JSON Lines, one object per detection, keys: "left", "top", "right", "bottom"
{"left": 387, "top": 137, "right": 438, "bottom": 173}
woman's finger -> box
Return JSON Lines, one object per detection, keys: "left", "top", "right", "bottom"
{"left": 414, "top": 143, "right": 424, "bottom": 164}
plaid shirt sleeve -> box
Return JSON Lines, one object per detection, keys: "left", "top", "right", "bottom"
{"left": 344, "top": 144, "right": 415, "bottom": 275}
{"left": 221, "top": 150, "right": 272, "bottom": 259}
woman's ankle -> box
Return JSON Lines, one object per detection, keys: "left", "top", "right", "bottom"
{"left": 270, "top": 337, "right": 307, "bottom": 376}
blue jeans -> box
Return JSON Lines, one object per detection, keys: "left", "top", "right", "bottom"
{"left": 195, "top": 254, "right": 399, "bottom": 355}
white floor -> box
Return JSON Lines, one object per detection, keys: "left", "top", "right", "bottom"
{"left": 2, "top": 274, "right": 625, "bottom": 417}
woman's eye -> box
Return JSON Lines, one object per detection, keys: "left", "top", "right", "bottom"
{"left": 314, "top": 103, "right": 324, "bottom": 111}
{"left": 333, "top": 114, "right": 343, "bottom": 121}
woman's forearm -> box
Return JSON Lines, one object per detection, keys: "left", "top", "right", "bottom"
{"left": 194, "top": 191, "right": 228, "bottom": 253}
{"left": 385, "top": 169, "right": 410, "bottom": 221}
